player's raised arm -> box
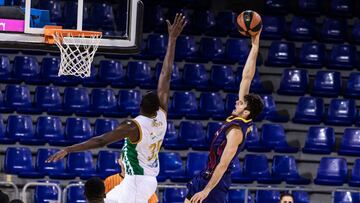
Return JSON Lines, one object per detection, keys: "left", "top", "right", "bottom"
{"left": 238, "top": 31, "right": 261, "bottom": 102}
{"left": 46, "top": 120, "right": 140, "bottom": 163}
{"left": 157, "top": 13, "right": 186, "bottom": 111}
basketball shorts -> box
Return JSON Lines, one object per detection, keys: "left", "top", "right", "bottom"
{"left": 104, "top": 175, "right": 157, "bottom": 203}
{"left": 186, "top": 171, "right": 232, "bottom": 203}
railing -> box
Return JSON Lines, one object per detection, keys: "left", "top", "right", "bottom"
{"left": 61, "top": 182, "right": 84, "bottom": 203}
{"left": 21, "top": 182, "right": 62, "bottom": 203}
{"left": 0, "top": 181, "right": 19, "bottom": 199}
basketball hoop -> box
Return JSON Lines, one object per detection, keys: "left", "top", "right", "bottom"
{"left": 44, "top": 26, "right": 102, "bottom": 78}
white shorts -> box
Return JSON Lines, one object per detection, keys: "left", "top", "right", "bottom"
{"left": 104, "top": 175, "right": 157, "bottom": 203}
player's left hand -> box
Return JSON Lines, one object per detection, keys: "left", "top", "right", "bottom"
{"left": 46, "top": 149, "right": 68, "bottom": 163}
{"left": 190, "top": 189, "right": 210, "bottom": 203}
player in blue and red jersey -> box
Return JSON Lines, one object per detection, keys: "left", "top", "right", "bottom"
{"left": 185, "top": 30, "right": 264, "bottom": 203}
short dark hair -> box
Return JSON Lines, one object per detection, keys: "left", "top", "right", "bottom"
{"left": 84, "top": 177, "right": 105, "bottom": 200}
{"left": 140, "top": 91, "right": 160, "bottom": 115}
{"left": 280, "top": 192, "right": 294, "bottom": 200}
{"left": 244, "top": 94, "right": 264, "bottom": 120}
{"left": 0, "top": 190, "right": 9, "bottom": 203}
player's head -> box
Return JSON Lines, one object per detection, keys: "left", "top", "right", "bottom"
{"left": 140, "top": 91, "right": 160, "bottom": 117}
{"left": 280, "top": 193, "right": 294, "bottom": 203}
{"left": 232, "top": 94, "right": 264, "bottom": 120}
{"left": 84, "top": 177, "right": 106, "bottom": 203}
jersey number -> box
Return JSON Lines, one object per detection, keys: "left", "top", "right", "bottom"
{"left": 148, "top": 140, "right": 163, "bottom": 161}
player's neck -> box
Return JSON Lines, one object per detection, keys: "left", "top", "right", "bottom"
{"left": 140, "top": 111, "right": 157, "bottom": 118}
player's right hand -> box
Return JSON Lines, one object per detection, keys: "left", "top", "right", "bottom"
{"left": 46, "top": 149, "right": 68, "bottom": 163}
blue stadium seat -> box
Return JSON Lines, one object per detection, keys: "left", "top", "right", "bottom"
{"left": 185, "top": 152, "right": 208, "bottom": 179}
{"left": 90, "top": 89, "right": 120, "bottom": 116}
{"left": 199, "top": 37, "right": 224, "bottom": 62}
{"left": 36, "top": 148, "right": 75, "bottom": 179}
{"left": 143, "top": 5, "right": 166, "bottom": 32}
{"left": 155, "top": 63, "right": 184, "bottom": 90}
{"left": 0, "top": 55, "right": 14, "bottom": 82}
{"left": 334, "top": 191, "right": 360, "bottom": 203}
{"left": 255, "top": 190, "right": 281, "bottom": 203}
{"left": 41, "top": 57, "right": 78, "bottom": 86}
{"left": 352, "top": 21, "right": 360, "bottom": 44}
{"left": 63, "top": 87, "right": 90, "bottom": 114}
{"left": 302, "top": 126, "right": 335, "bottom": 154}
{"left": 13, "top": 56, "right": 42, "bottom": 84}
{"left": 34, "top": 183, "right": 59, "bottom": 203}
{"left": 278, "top": 69, "right": 308, "bottom": 95}
{"left": 94, "top": 119, "right": 122, "bottom": 149}
{"left": 82, "top": 65, "right": 103, "bottom": 87}
{"left": 230, "top": 160, "right": 253, "bottom": 183}
{"left": 272, "top": 155, "right": 310, "bottom": 184}
{"left": 38, "top": 0, "right": 62, "bottom": 23}
{"left": 36, "top": 116, "right": 66, "bottom": 146}
{"left": 298, "top": 0, "right": 321, "bottom": 15}
{"left": 265, "top": 0, "right": 288, "bottom": 14}
{"left": 175, "top": 36, "right": 197, "bottom": 61}
{"left": 163, "top": 121, "right": 187, "bottom": 150}
{"left": 266, "top": 41, "right": 295, "bottom": 67}
{"left": 98, "top": 60, "right": 126, "bottom": 87}
{"left": 288, "top": 16, "right": 315, "bottom": 41}
{"left": 331, "top": 0, "right": 353, "bottom": 17}
{"left": 206, "top": 122, "right": 223, "bottom": 144}
{"left": 345, "top": 73, "right": 360, "bottom": 98}
{"left": 229, "top": 189, "right": 253, "bottom": 203}
{"left": 4, "top": 84, "right": 32, "bottom": 110}
{"left": 159, "top": 152, "right": 184, "bottom": 182}
{"left": 214, "top": 11, "right": 237, "bottom": 36}
{"left": 179, "top": 121, "right": 207, "bottom": 150}
{"left": 169, "top": 91, "right": 198, "bottom": 119}
{"left": 349, "top": 159, "right": 360, "bottom": 187}
{"left": 183, "top": 64, "right": 209, "bottom": 90}
{"left": 244, "top": 124, "right": 270, "bottom": 152}
{"left": 67, "top": 185, "right": 86, "bottom": 203}
{"left": 5, "top": 147, "right": 42, "bottom": 178}
{"left": 191, "top": 10, "right": 216, "bottom": 35}
{"left": 293, "top": 191, "right": 311, "bottom": 203}
{"left": 65, "top": 117, "right": 92, "bottom": 144}
{"left": 118, "top": 90, "right": 142, "bottom": 116}
{"left": 260, "top": 95, "right": 289, "bottom": 122}
{"left": 328, "top": 45, "right": 358, "bottom": 70}
{"left": 225, "top": 39, "right": 249, "bottom": 64}
{"left": 199, "top": 92, "right": 226, "bottom": 120}
{"left": 96, "top": 151, "right": 121, "bottom": 179}
{"left": 0, "top": 115, "right": 14, "bottom": 144}
{"left": 293, "top": 96, "right": 324, "bottom": 124}
{"left": 326, "top": 99, "right": 356, "bottom": 126}
{"left": 127, "top": 61, "right": 155, "bottom": 88}
{"left": 311, "top": 71, "right": 341, "bottom": 97}
{"left": 243, "top": 154, "right": 281, "bottom": 184}
{"left": 34, "top": 86, "right": 62, "bottom": 111}
{"left": 321, "top": 19, "right": 346, "bottom": 42}
{"left": 146, "top": 34, "right": 167, "bottom": 59}
{"left": 261, "top": 16, "right": 286, "bottom": 40}
{"left": 314, "top": 157, "right": 347, "bottom": 185}
{"left": 92, "top": 3, "right": 115, "bottom": 30}
{"left": 163, "top": 188, "right": 188, "bottom": 203}
{"left": 298, "top": 43, "right": 325, "bottom": 68}
{"left": 339, "top": 128, "right": 360, "bottom": 156}
{"left": 262, "top": 124, "right": 298, "bottom": 153}
{"left": 7, "top": 115, "right": 44, "bottom": 145}
{"left": 67, "top": 151, "right": 96, "bottom": 178}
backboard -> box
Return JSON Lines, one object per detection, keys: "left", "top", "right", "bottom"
{"left": 0, "top": 0, "right": 143, "bottom": 54}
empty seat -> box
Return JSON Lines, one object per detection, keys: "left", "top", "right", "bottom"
{"left": 261, "top": 16, "right": 286, "bottom": 39}
{"left": 199, "top": 92, "right": 225, "bottom": 119}
{"left": 298, "top": 0, "right": 321, "bottom": 15}
{"left": 159, "top": 152, "right": 184, "bottom": 181}
{"left": 262, "top": 124, "right": 298, "bottom": 153}
{"left": 65, "top": 118, "right": 92, "bottom": 144}
{"left": 67, "top": 185, "right": 86, "bottom": 203}
{"left": 98, "top": 60, "right": 126, "bottom": 86}
{"left": 146, "top": 34, "right": 167, "bottom": 58}
{"left": 7, "top": 115, "right": 44, "bottom": 145}
{"left": 183, "top": 64, "right": 209, "bottom": 90}
{"left": 185, "top": 152, "right": 208, "bottom": 178}
{"left": 175, "top": 36, "right": 197, "bottom": 60}
{"left": 170, "top": 91, "right": 199, "bottom": 118}
{"left": 345, "top": 73, "right": 360, "bottom": 98}
{"left": 243, "top": 154, "right": 281, "bottom": 184}
{"left": 13, "top": 56, "right": 41, "bottom": 83}
{"left": 163, "top": 188, "right": 188, "bottom": 203}
{"left": 34, "top": 86, "right": 62, "bottom": 110}
{"left": 0, "top": 115, "right": 14, "bottom": 144}
{"left": 278, "top": 69, "right": 308, "bottom": 95}
{"left": 326, "top": 99, "right": 356, "bottom": 126}
{"left": 339, "top": 128, "right": 360, "bottom": 156}
{"left": 143, "top": 5, "right": 166, "bottom": 32}
{"left": 92, "top": 3, "right": 115, "bottom": 29}
{"left": 127, "top": 61, "right": 154, "bottom": 88}
{"left": 231, "top": 160, "right": 253, "bottom": 183}
{"left": 4, "top": 84, "right": 32, "bottom": 109}
{"left": 179, "top": 121, "right": 207, "bottom": 150}
{"left": 293, "top": 96, "right": 324, "bottom": 124}
{"left": 255, "top": 190, "right": 280, "bottom": 203}
{"left": 298, "top": 43, "right": 325, "bottom": 68}
{"left": 206, "top": 122, "right": 223, "bottom": 143}
{"left": 321, "top": 19, "right": 346, "bottom": 42}
{"left": 288, "top": 16, "right": 315, "bottom": 41}
{"left": 244, "top": 124, "right": 271, "bottom": 152}
{"left": 214, "top": 11, "right": 237, "bottom": 36}
{"left": 314, "top": 157, "right": 347, "bottom": 185}
{"left": 229, "top": 189, "right": 253, "bottom": 203}
{"left": 67, "top": 151, "right": 95, "bottom": 177}
{"left": 4, "top": 147, "right": 33, "bottom": 174}
{"left": 0, "top": 55, "right": 12, "bottom": 81}
{"left": 36, "top": 148, "right": 74, "bottom": 179}
{"left": 349, "top": 159, "right": 360, "bottom": 187}
{"left": 303, "top": 126, "right": 335, "bottom": 154}
{"left": 266, "top": 41, "right": 295, "bottom": 67}
{"left": 333, "top": 191, "right": 359, "bottom": 203}
{"left": 265, "top": 0, "right": 288, "bottom": 14}
{"left": 328, "top": 44, "right": 358, "bottom": 70}
{"left": 225, "top": 94, "right": 238, "bottom": 115}
{"left": 34, "top": 183, "right": 59, "bottom": 203}
{"left": 36, "top": 116, "right": 65, "bottom": 146}
{"left": 293, "top": 191, "right": 311, "bottom": 203}
{"left": 94, "top": 119, "right": 122, "bottom": 149}
{"left": 191, "top": 10, "right": 216, "bottom": 35}
{"left": 272, "top": 155, "right": 310, "bottom": 184}
{"left": 63, "top": 87, "right": 90, "bottom": 112}
{"left": 225, "top": 39, "right": 249, "bottom": 64}
{"left": 90, "top": 88, "right": 118, "bottom": 114}
{"left": 199, "top": 37, "right": 224, "bottom": 62}
{"left": 41, "top": 57, "right": 78, "bottom": 86}
{"left": 96, "top": 151, "right": 121, "bottom": 179}
{"left": 118, "top": 90, "right": 142, "bottom": 115}
{"left": 352, "top": 21, "right": 360, "bottom": 44}
{"left": 210, "top": 65, "right": 236, "bottom": 91}
{"left": 260, "top": 95, "right": 289, "bottom": 122}
{"left": 163, "top": 121, "right": 186, "bottom": 150}
{"left": 331, "top": 0, "right": 353, "bottom": 17}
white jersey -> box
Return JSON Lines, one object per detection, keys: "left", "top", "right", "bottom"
{"left": 122, "top": 109, "right": 167, "bottom": 177}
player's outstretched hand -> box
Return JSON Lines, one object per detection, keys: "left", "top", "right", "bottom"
{"left": 166, "top": 13, "right": 187, "bottom": 39}
{"left": 46, "top": 149, "right": 68, "bottom": 163}
{"left": 190, "top": 189, "right": 210, "bottom": 203}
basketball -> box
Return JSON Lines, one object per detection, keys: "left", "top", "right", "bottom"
{"left": 236, "top": 10, "right": 262, "bottom": 36}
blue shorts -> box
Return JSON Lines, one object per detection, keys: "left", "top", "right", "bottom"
{"left": 186, "top": 171, "right": 231, "bottom": 203}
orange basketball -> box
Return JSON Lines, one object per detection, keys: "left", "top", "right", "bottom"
{"left": 236, "top": 10, "right": 262, "bottom": 36}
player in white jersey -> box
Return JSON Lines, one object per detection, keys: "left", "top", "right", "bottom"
{"left": 46, "top": 13, "right": 187, "bottom": 203}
